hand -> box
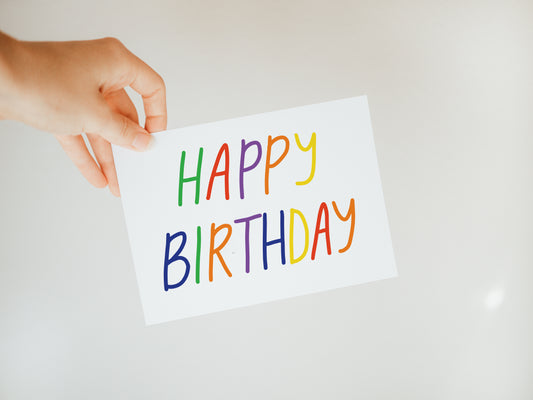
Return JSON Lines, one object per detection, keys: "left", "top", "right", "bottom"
{"left": 0, "top": 32, "right": 167, "bottom": 196}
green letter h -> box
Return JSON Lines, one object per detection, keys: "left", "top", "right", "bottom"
{"left": 178, "top": 148, "right": 203, "bottom": 206}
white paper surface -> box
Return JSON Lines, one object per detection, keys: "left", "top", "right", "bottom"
{"left": 113, "top": 96, "right": 397, "bottom": 324}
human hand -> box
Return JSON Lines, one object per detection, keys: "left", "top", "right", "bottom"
{"left": 0, "top": 32, "right": 167, "bottom": 196}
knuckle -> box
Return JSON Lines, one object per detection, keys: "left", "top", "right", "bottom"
{"left": 156, "top": 73, "right": 166, "bottom": 90}
{"left": 100, "top": 158, "right": 114, "bottom": 168}
{"left": 102, "top": 36, "right": 123, "bottom": 49}
{"left": 118, "top": 116, "right": 130, "bottom": 140}
{"left": 101, "top": 37, "right": 127, "bottom": 60}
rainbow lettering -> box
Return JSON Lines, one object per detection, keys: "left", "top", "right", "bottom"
{"left": 163, "top": 132, "right": 356, "bottom": 290}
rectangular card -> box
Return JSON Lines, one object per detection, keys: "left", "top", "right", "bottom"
{"left": 113, "top": 96, "right": 397, "bottom": 324}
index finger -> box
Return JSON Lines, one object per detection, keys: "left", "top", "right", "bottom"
{"left": 127, "top": 53, "right": 167, "bottom": 133}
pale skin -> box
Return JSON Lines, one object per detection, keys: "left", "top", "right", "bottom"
{"left": 0, "top": 31, "right": 167, "bottom": 196}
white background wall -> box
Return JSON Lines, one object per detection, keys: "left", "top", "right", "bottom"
{"left": 0, "top": 0, "right": 532, "bottom": 398}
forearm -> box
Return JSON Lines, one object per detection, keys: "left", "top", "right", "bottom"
{"left": 0, "top": 31, "right": 24, "bottom": 120}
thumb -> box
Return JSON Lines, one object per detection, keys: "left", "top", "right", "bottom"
{"left": 91, "top": 107, "right": 152, "bottom": 151}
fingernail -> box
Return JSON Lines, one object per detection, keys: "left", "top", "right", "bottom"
{"left": 132, "top": 133, "right": 152, "bottom": 151}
